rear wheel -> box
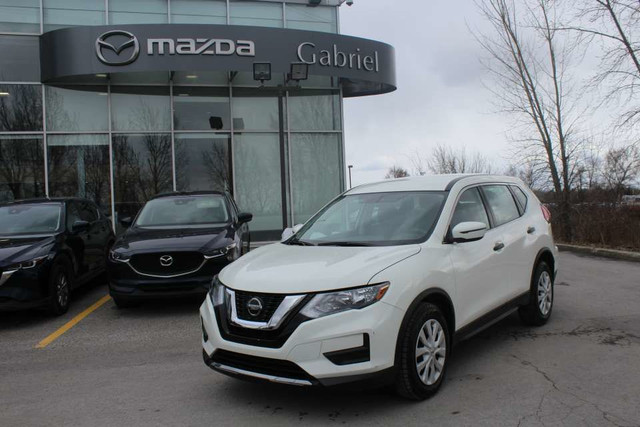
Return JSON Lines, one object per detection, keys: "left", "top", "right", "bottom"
{"left": 48, "top": 260, "right": 72, "bottom": 316}
{"left": 519, "top": 261, "right": 554, "bottom": 326}
{"left": 395, "top": 303, "right": 450, "bottom": 400}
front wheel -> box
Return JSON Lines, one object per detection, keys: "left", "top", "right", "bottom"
{"left": 48, "top": 260, "right": 72, "bottom": 316}
{"left": 394, "top": 303, "right": 450, "bottom": 400}
{"left": 519, "top": 261, "right": 554, "bottom": 326}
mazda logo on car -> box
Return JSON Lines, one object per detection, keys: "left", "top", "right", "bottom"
{"left": 246, "top": 297, "right": 263, "bottom": 317}
{"left": 159, "top": 255, "right": 173, "bottom": 267}
{"left": 96, "top": 30, "right": 140, "bottom": 65}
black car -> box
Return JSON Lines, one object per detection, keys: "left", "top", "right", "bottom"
{"left": 107, "top": 191, "right": 252, "bottom": 308}
{"left": 0, "top": 198, "right": 115, "bottom": 315}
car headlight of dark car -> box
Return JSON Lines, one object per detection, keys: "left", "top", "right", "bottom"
{"left": 109, "top": 250, "right": 130, "bottom": 263}
{"left": 204, "top": 242, "right": 238, "bottom": 262}
{"left": 4, "top": 255, "right": 49, "bottom": 272}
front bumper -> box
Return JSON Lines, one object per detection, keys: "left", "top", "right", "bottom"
{"left": 0, "top": 263, "right": 51, "bottom": 311}
{"left": 200, "top": 293, "right": 404, "bottom": 387}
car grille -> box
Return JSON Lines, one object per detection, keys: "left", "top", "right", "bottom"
{"left": 129, "top": 251, "right": 203, "bottom": 276}
{"left": 234, "top": 291, "right": 285, "bottom": 322}
{"left": 211, "top": 349, "right": 314, "bottom": 382}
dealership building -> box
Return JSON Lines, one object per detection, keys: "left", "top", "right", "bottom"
{"left": 0, "top": 0, "right": 395, "bottom": 240}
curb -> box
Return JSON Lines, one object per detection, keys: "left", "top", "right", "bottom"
{"left": 557, "top": 244, "right": 640, "bottom": 263}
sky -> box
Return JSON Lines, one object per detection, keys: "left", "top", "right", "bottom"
{"left": 338, "top": 1, "right": 521, "bottom": 186}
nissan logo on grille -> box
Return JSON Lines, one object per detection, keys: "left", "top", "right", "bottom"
{"left": 96, "top": 30, "right": 140, "bottom": 65}
{"left": 246, "top": 297, "right": 263, "bottom": 317}
{"left": 159, "top": 255, "right": 173, "bottom": 267}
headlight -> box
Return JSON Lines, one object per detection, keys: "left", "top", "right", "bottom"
{"left": 300, "top": 282, "right": 390, "bottom": 319}
{"left": 5, "top": 255, "right": 48, "bottom": 271}
{"left": 204, "top": 242, "right": 238, "bottom": 262}
{"left": 208, "top": 275, "right": 225, "bottom": 306}
{"left": 109, "top": 250, "right": 129, "bottom": 262}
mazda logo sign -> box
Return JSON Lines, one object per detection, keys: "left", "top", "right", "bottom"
{"left": 246, "top": 297, "right": 263, "bottom": 317}
{"left": 96, "top": 30, "right": 140, "bottom": 65}
{"left": 159, "top": 255, "right": 173, "bottom": 267}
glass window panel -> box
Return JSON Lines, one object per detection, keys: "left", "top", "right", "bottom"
{"left": 233, "top": 133, "right": 282, "bottom": 239}
{"left": 482, "top": 185, "right": 520, "bottom": 226}
{"left": 450, "top": 187, "right": 489, "bottom": 230}
{"left": 112, "top": 133, "right": 173, "bottom": 232}
{"left": 231, "top": 71, "right": 284, "bottom": 87}
{"left": 45, "top": 85, "right": 108, "bottom": 131}
{"left": 175, "top": 133, "right": 231, "bottom": 192}
{"left": 171, "top": 0, "right": 226, "bottom": 24}
{"left": 0, "top": 135, "right": 45, "bottom": 201}
{"left": 111, "top": 86, "right": 170, "bottom": 131}
{"left": 288, "top": 90, "right": 341, "bottom": 131}
{"left": 173, "top": 87, "right": 230, "bottom": 131}
{"left": 229, "top": 1, "right": 283, "bottom": 28}
{"left": 43, "top": 0, "right": 105, "bottom": 31}
{"left": 286, "top": 4, "right": 337, "bottom": 33}
{"left": 109, "top": 0, "right": 168, "bottom": 24}
{"left": 173, "top": 71, "right": 228, "bottom": 86}
{"left": 0, "top": 36, "right": 41, "bottom": 81}
{"left": 0, "top": 0, "right": 40, "bottom": 33}
{"left": 231, "top": 88, "right": 279, "bottom": 131}
{"left": 290, "top": 133, "right": 341, "bottom": 223}
{"left": 47, "top": 134, "right": 111, "bottom": 211}
{"left": 0, "top": 84, "right": 42, "bottom": 131}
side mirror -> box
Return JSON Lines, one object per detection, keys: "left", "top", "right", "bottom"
{"left": 72, "top": 220, "right": 90, "bottom": 233}
{"left": 237, "top": 212, "right": 253, "bottom": 225}
{"left": 451, "top": 221, "right": 488, "bottom": 243}
{"left": 119, "top": 216, "right": 132, "bottom": 228}
{"left": 281, "top": 223, "right": 303, "bottom": 241}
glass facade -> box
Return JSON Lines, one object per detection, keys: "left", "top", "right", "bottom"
{"left": 0, "top": 1, "right": 344, "bottom": 241}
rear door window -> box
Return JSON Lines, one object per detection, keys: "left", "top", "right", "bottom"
{"left": 482, "top": 185, "right": 520, "bottom": 226}
{"left": 510, "top": 185, "right": 528, "bottom": 212}
{"left": 450, "top": 187, "right": 490, "bottom": 230}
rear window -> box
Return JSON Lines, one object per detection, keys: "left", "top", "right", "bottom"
{"left": 482, "top": 185, "right": 520, "bottom": 227}
{"left": 510, "top": 185, "right": 528, "bottom": 211}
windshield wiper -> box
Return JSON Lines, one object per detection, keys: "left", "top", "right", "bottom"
{"left": 286, "top": 238, "right": 316, "bottom": 246}
{"left": 316, "top": 241, "right": 377, "bottom": 247}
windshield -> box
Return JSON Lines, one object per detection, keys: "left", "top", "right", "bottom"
{"left": 134, "top": 195, "right": 231, "bottom": 228}
{"left": 291, "top": 191, "right": 448, "bottom": 246}
{"left": 0, "top": 203, "right": 62, "bottom": 235}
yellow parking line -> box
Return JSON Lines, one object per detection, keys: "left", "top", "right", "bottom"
{"left": 35, "top": 294, "right": 112, "bottom": 349}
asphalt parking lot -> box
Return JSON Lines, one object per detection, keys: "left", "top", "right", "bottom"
{"left": 1, "top": 251, "right": 639, "bottom": 427}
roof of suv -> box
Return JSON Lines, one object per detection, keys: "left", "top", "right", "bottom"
{"left": 347, "top": 174, "right": 524, "bottom": 194}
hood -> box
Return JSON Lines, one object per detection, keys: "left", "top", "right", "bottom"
{"left": 219, "top": 243, "right": 421, "bottom": 294}
{"left": 0, "top": 235, "right": 55, "bottom": 266}
{"left": 114, "top": 226, "right": 234, "bottom": 255}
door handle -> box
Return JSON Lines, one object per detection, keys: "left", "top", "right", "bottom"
{"left": 493, "top": 241, "right": 505, "bottom": 251}
{"left": 527, "top": 226, "right": 536, "bottom": 234}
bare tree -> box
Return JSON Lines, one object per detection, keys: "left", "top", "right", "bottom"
{"left": 385, "top": 166, "right": 410, "bottom": 179}
{"left": 565, "top": 0, "right": 640, "bottom": 128}
{"left": 475, "top": 0, "right": 583, "bottom": 240}
{"left": 424, "top": 144, "right": 493, "bottom": 174}
{"left": 505, "top": 158, "right": 547, "bottom": 189}
{"left": 602, "top": 144, "right": 640, "bottom": 197}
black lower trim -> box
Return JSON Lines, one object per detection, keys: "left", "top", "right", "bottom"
{"left": 453, "top": 291, "right": 529, "bottom": 346}
{"left": 323, "top": 334, "right": 370, "bottom": 365}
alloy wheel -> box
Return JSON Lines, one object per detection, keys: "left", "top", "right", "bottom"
{"left": 415, "top": 318, "right": 447, "bottom": 386}
{"left": 56, "top": 272, "right": 69, "bottom": 308}
{"left": 537, "top": 270, "right": 552, "bottom": 316}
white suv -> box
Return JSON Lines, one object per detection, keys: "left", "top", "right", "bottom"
{"left": 200, "top": 174, "right": 558, "bottom": 399}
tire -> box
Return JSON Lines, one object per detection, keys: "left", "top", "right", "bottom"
{"left": 519, "top": 261, "right": 554, "bottom": 326}
{"left": 112, "top": 295, "right": 140, "bottom": 309}
{"left": 48, "top": 259, "right": 72, "bottom": 316}
{"left": 395, "top": 303, "right": 450, "bottom": 400}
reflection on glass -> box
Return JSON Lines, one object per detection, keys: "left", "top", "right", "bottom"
{"left": 47, "top": 134, "right": 111, "bottom": 211}
{"left": 0, "top": 84, "right": 42, "bottom": 131}
{"left": 175, "top": 133, "right": 231, "bottom": 192}
{"left": 43, "top": 0, "right": 105, "bottom": 31}
{"left": 229, "top": 1, "right": 283, "bottom": 28}
{"left": 288, "top": 90, "right": 341, "bottom": 131}
{"left": 0, "top": 36, "right": 41, "bottom": 82}
{"left": 0, "top": 0, "right": 40, "bottom": 33}
{"left": 232, "top": 88, "right": 279, "bottom": 131}
{"left": 112, "top": 133, "right": 173, "bottom": 231}
{"left": 45, "top": 85, "right": 108, "bottom": 131}
{"left": 290, "top": 133, "right": 342, "bottom": 223}
{"left": 109, "top": 0, "right": 168, "bottom": 24}
{"left": 286, "top": 4, "right": 337, "bottom": 33}
{"left": 111, "top": 86, "right": 170, "bottom": 131}
{"left": 173, "top": 87, "right": 230, "bottom": 131}
{"left": 234, "top": 133, "right": 282, "bottom": 239}
{"left": 0, "top": 135, "right": 45, "bottom": 202}
{"left": 171, "top": 0, "right": 226, "bottom": 24}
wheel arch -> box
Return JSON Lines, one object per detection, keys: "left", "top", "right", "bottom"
{"left": 534, "top": 248, "right": 556, "bottom": 280}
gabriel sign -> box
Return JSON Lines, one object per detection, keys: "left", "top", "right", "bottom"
{"left": 96, "top": 30, "right": 255, "bottom": 65}
{"left": 296, "top": 42, "right": 380, "bottom": 72}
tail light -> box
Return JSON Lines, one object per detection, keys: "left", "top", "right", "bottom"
{"left": 540, "top": 204, "right": 551, "bottom": 223}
